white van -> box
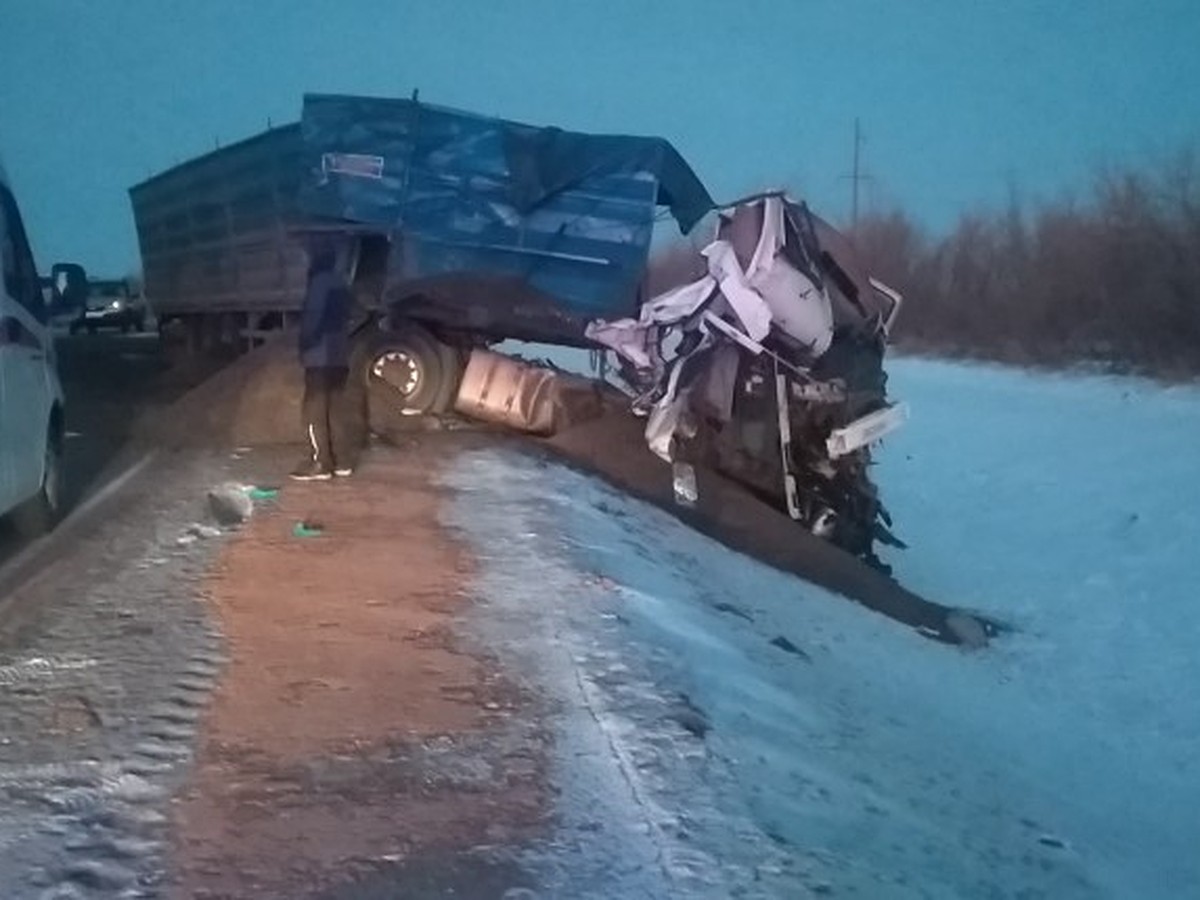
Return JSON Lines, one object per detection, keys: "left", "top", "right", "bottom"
{"left": 0, "top": 160, "right": 65, "bottom": 536}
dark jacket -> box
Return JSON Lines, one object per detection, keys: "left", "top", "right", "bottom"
{"left": 299, "top": 244, "right": 352, "bottom": 369}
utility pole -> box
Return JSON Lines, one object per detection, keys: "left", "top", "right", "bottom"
{"left": 840, "top": 118, "right": 872, "bottom": 240}
{"left": 851, "top": 117, "right": 862, "bottom": 232}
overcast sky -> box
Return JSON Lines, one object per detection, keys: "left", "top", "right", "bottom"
{"left": 1, "top": 0, "right": 1197, "bottom": 276}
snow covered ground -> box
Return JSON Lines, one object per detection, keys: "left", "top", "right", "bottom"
{"left": 441, "top": 357, "right": 1200, "bottom": 899}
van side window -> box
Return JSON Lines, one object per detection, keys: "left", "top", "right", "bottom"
{"left": 0, "top": 186, "right": 46, "bottom": 323}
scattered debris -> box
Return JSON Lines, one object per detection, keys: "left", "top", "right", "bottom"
{"left": 672, "top": 461, "right": 699, "bottom": 507}
{"left": 918, "top": 610, "right": 1006, "bottom": 647}
{"left": 713, "top": 601, "right": 753, "bottom": 621}
{"left": 292, "top": 520, "right": 325, "bottom": 539}
{"left": 207, "top": 483, "right": 254, "bottom": 526}
{"left": 178, "top": 522, "right": 223, "bottom": 546}
{"left": 769, "top": 635, "right": 812, "bottom": 661}
{"left": 944, "top": 612, "right": 989, "bottom": 650}
{"left": 671, "top": 693, "right": 711, "bottom": 739}
{"left": 586, "top": 574, "right": 619, "bottom": 591}
{"left": 246, "top": 486, "right": 280, "bottom": 502}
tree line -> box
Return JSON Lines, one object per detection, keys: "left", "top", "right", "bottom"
{"left": 852, "top": 151, "right": 1200, "bottom": 377}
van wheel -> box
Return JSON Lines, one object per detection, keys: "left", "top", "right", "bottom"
{"left": 359, "top": 323, "right": 463, "bottom": 435}
{"left": 11, "top": 425, "right": 64, "bottom": 538}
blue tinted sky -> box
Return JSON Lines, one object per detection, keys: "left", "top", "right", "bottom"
{"left": 1, "top": 0, "right": 1197, "bottom": 275}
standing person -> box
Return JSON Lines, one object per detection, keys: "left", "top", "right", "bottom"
{"left": 291, "top": 234, "right": 357, "bottom": 481}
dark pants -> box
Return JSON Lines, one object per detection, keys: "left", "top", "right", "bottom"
{"left": 302, "top": 366, "right": 355, "bottom": 470}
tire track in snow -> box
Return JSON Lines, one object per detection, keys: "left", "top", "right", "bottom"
{"left": 0, "top": 453, "right": 233, "bottom": 898}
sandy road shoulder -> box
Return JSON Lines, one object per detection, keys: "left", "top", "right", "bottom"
{"left": 170, "top": 438, "right": 550, "bottom": 899}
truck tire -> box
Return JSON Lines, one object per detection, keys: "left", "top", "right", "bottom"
{"left": 360, "top": 323, "right": 463, "bottom": 432}
{"left": 11, "top": 422, "right": 64, "bottom": 538}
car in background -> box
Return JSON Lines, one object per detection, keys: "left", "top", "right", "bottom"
{"left": 1, "top": 159, "right": 68, "bottom": 536}
{"left": 69, "top": 278, "right": 148, "bottom": 334}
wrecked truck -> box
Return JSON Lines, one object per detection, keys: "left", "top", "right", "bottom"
{"left": 130, "top": 92, "right": 907, "bottom": 565}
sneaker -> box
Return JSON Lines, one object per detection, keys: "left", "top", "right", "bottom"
{"left": 333, "top": 466, "right": 354, "bottom": 478}
{"left": 290, "top": 459, "right": 333, "bottom": 482}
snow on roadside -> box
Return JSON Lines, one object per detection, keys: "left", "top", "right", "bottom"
{"left": 442, "top": 357, "right": 1200, "bottom": 899}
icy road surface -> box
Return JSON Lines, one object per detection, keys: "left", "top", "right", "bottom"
{"left": 442, "top": 358, "right": 1200, "bottom": 899}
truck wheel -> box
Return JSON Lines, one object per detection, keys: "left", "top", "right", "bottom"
{"left": 11, "top": 423, "right": 64, "bottom": 538}
{"left": 361, "top": 323, "right": 463, "bottom": 427}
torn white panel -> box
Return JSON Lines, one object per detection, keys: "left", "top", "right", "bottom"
{"left": 643, "top": 275, "right": 716, "bottom": 325}
{"left": 644, "top": 333, "right": 713, "bottom": 461}
{"left": 741, "top": 196, "right": 832, "bottom": 355}
{"left": 755, "top": 257, "right": 833, "bottom": 355}
{"left": 589, "top": 194, "right": 831, "bottom": 374}
{"left": 645, "top": 393, "right": 688, "bottom": 462}
{"left": 744, "top": 193, "right": 786, "bottom": 281}
{"left": 699, "top": 310, "right": 766, "bottom": 355}
{"left": 702, "top": 241, "right": 773, "bottom": 342}
{"left": 584, "top": 320, "right": 658, "bottom": 371}
{"left": 584, "top": 273, "right": 716, "bottom": 372}
{"left": 586, "top": 193, "right": 837, "bottom": 467}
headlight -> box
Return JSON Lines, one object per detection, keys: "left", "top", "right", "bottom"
{"left": 109, "top": 300, "right": 123, "bottom": 311}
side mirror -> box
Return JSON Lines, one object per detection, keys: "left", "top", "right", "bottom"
{"left": 50, "top": 262, "right": 88, "bottom": 313}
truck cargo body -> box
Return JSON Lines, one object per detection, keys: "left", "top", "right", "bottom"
{"left": 130, "top": 94, "right": 713, "bottom": 346}
{"left": 130, "top": 125, "right": 305, "bottom": 324}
